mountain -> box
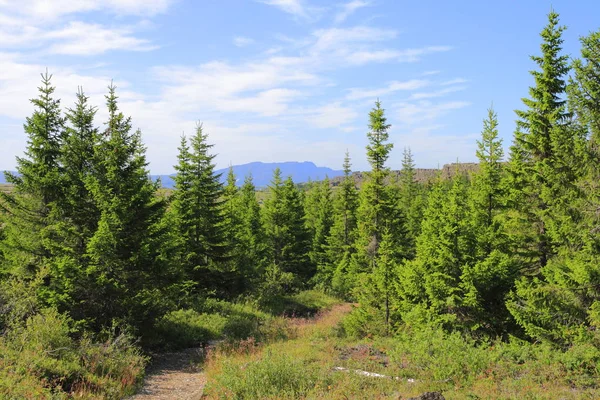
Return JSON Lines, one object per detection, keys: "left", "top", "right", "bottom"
{"left": 150, "top": 161, "right": 344, "bottom": 189}
{"left": 218, "top": 161, "right": 344, "bottom": 187}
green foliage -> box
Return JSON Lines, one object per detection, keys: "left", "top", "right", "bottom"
{"left": 397, "top": 147, "right": 425, "bottom": 258}
{"left": 327, "top": 151, "right": 359, "bottom": 266}
{"left": 304, "top": 178, "right": 334, "bottom": 285}
{"left": 79, "top": 83, "right": 171, "bottom": 330}
{"left": 169, "top": 124, "right": 229, "bottom": 295}
{"left": 398, "top": 174, "right": 476, "bottom": 330}
{"left": 262, "top": 169, "right": 312, "bottom": 285}
{"left": 0, "top": 72, "right": 65, "bottom": 279}
{"left": 209, "top": 351, "right": 321, "bottom": 400}
{"left": 0, "top": 307, "right": 146, "bottom": 399}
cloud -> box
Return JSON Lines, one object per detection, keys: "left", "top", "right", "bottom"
{"left": 0, "top": 0, "right": 170, "bottom": 55}
{"left": 442, "top": 78, "right": 468, "bottom": 86}
{"left": 0, "top": 0, "right": 175, "bottom": 20}
{"left": 395, "top": 100, "right": 471, "bottom": 125}
{"left": 410, "top": 85, "right": 466, "bottom": 100}
{"left": 234, "top": 36, "right": 255, "bottom": 47}
{"left": 258, "top": 0, "right": 314, "bottom": 20}
{"left": 347, "top": 79, "right": 430, "bottom": 100}
{"left": 46, "top": 22, "right": 157, "bottom": 55}
{"left": 334, "top": 0, "right": 371, "bottom": 24}
{"left": 304, "top": 102, "right": 359, "bottom": 129}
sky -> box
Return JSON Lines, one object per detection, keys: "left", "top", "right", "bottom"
{"left": 1, "top": 0, "right": 600, "bottom": 173}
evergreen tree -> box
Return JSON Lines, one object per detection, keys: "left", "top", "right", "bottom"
{"left": 398, "top": 174, "right": 476, "bottom": 329}
{"left": 0, "top": 72, "right": 65, "bottom": 279}
{"left": 262, "top": 169, "right": 312, "bottom": 285}
{"left": 506, "top": 28, "right": 600, "bottom": 345}
{"left": 397, "top": 147, "right": 424, "bottom": 258}
{"left": 40, "top": 88, "right": 102, "bottom": 313}
{"left": 235, "top": 174, "right": 268, "bottom": 287}
{"left": 328, "top": 151, "right": 359, "bottom": 294}
{"left": 170, "top": 124, "right": 228, "bottom": 293}
{"left": 82, "top": 83, "right": 169, "bottom": 329}
{"left": 304, "top": 177, "right": 334, "bottom": 280}
{"left": 461, "top": 108, "right": 517, "bottom": 334}
{"left": 507, "top": 10, "right": 573, "bottom": 271}
{"left": 352, "top": 100, "right": 397, "bottom": 275}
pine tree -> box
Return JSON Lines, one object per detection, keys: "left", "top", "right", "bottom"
{"left": 353, "top": 100, "right": 395, "bottom": 274}
{"left": 507, "top": 10, "right": 572, "bottom": 272}
{"left": 82, "top": 83, "right": 168, "bottom": 329}
{"left": 304, "top": 177, "right": 334, "bottom": 280}
{"left": 460, "top": 108, "right": 517, "bottom": 334}
{"left": 506, "top": 28, "right": 600, "bottom": 345}
{"left": 235, "top": 174, "right": 268, "bottom": 288}
{"left": 262, "top": 169, "right": 312, "bottom": 285}
{"left": 328, "top": 151, "right": 359, "bottom": 293}
{"left": 398, "top": 174, "right": 476, "bottom": 328}
{"left": 40, "top": 88, "right": 102, "bottom": 313}
{"left": 397, "top": 147, "right": 424, "bottom": 258}
{"left": 170, "top": 124, "right": 228, "bottom": 293}
{"left": 0, "top": 72, "right": 65, "bottom": 281}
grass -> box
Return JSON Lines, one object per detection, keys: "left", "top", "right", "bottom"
{"left": 202, "top": 303, "right": 600, "bottom": 399}
{"left": 0, "top": 308, "right": 146, "bottom": 399}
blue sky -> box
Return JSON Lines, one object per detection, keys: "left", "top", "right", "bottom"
{"left": 1, "top": 0, "right": 599, "bottom": 173}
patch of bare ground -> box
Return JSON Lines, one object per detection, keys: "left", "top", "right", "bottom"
{"left": 128, "top": 346, "right": 211, "bottom": 400}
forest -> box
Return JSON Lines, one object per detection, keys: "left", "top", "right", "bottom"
{"left": 2, "top": 10, "right": 600, "bottom": 399}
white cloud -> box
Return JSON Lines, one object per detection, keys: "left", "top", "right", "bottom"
{"left": 0, "top": 0, "right": 170, "bottom": 55}
{"left": 396, "top": 100, "right": 471, "bottom": 125}
{"left": 234, "top": 36, "right": 255, "bottom": 47}
{"left": 410, "top": 85, "right": 466, "bottom": 100}
{"left": 347, "top": 79, "right": 430, "bottom": 100}
{"left": 258, "top": 0, "right": 313, "bottom": 20}
{"left": 46, "top": 22, "right": 157, "bottom": 55}
{"left": 334, "top": 0, "right": 371, "bottom": 24}
{"left": 0, "top": 0, "right": 175, "bottom": 20}
{"left": 442, "top": 78, "right": 468, "bottom": 86}
{"left": 305, "top": 102, "right": 359, "bottom": 129}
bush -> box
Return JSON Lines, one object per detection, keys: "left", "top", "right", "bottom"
{"left": 208, "top": 350, "right": 321, "bottom": 399}
{"left": 154, "top": 309, "right": 228, "bottom": 348}
{"left": 0, "top": 308, "right": 146, "bottom": 399}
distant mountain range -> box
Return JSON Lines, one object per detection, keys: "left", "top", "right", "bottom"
{"left": 151, "top": 161, "right": 344, "bottom": 188}
{"left": 1, "top": 162, "right": 344, "bottom": 188}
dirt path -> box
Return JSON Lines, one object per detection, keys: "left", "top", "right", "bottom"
{"left": 128, "top": 304, "right": 351, "bottom": 400}
{"left": 128, "top": 347, "right": 209, "bottom": 400}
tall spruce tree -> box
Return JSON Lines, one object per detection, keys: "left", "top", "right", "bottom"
{"left": 41, "top": 88, "right": 102, "bottom": 313}
{"left": 0, "top": 72, "right": 65, "bottom": 279}
{"left": 461, "top": 108, "right": 517, "bottom": 334}
{"left": 83, "top": 83, "right": 168, "bottom": 329}
{"left": 352, "top": 100, "right": 396, "bottom": 276}
{"left": 506, "top": 10, "right": 572, "bottom": 272}
{"left": 398, "top": 173, "right": 476, "bottom": 329}
{"left": 170, "top": 124, "right": 228, "bottom": 294}
{"left": 235, "top": 174, "right": 268, "bottom": 288}
{"left": 350, "top": 101, "right": 408, "bottom": 328}
{"left": 397, "top": 147, "right": 424, "bottom": 258}
{"left": 506, "top": 29, "right": 600, "bottom": 345}
{"left": 328, "top": 151, "right": 359, "bottom": 294}
{"left": 262, "top": 169, "right": 312, "bottom": 285}
{"left": 304, "top": 178, "right": 334, "bottom": 280}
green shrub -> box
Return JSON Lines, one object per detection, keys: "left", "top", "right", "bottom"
{"left": 154, "top": 309, "right": 227, "bottom": 348}
{"left": 0, "top": 308, "right": 146, "bottom": 399}
{"left": 209, "top": 351, "right": 322, "bottom": 399}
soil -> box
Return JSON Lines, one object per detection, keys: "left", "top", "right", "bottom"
{"left": 128, "top": 346, "right": 210, "bottom": 400}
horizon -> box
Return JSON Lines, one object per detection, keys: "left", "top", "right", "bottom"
{"left": 1, "top": 0, "right": 599, "bottom": 173}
